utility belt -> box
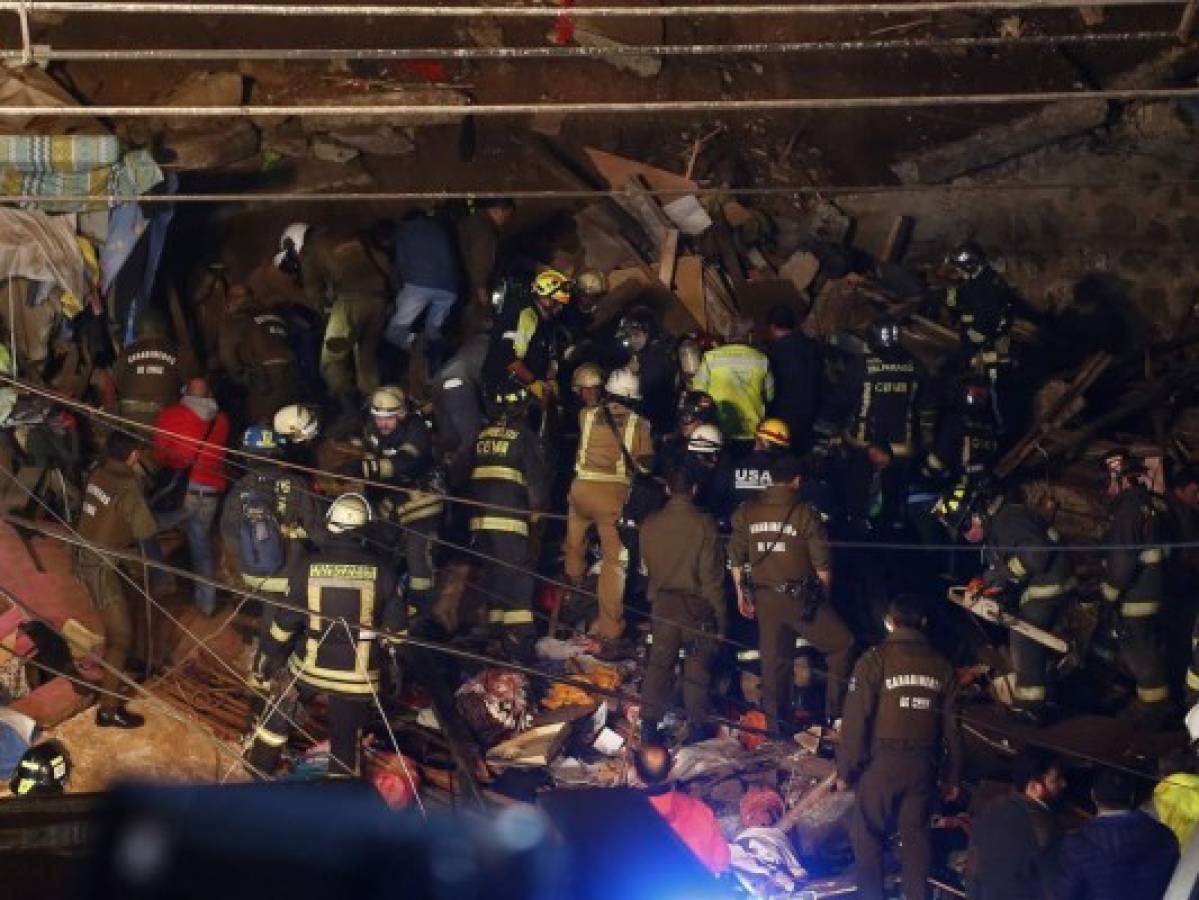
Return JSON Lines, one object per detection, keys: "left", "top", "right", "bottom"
{"left": 741, "top": 566, "right": 822, "bottom": 622}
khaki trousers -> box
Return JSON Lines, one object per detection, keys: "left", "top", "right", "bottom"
{"left": 565, "top": 478, "right": 628, "bottom": 640}
{"left": 321, "top": 293, "right": 386, "bottom": 399}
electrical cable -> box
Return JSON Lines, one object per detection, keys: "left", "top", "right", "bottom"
{"left": 1, "top": 30, "right": 1178, "bottom": 62}
{"left": 0, "top": 0, "right": 1176, "bottom": 18}
{"left": 0, "top": 86, "right": 1198, "bottom": 118}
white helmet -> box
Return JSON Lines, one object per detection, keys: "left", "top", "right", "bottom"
{"left": 279, "top": 222, "right": 310, "bottom": 256}
{"left": 369, "top": 385, "right": 407, "bottom": 418}
{"left": 571, "top": 362, "right": 604, "bottom": 393}
{"left": 273, "top": 404, "right": 320, "bottom": 444}
{"left": 687, "top": 423, "right": 724, "bottom": 456}
{"left": 326, "top": 493, "right": 372, "bottom": 533}
{"left": 1187, "top": 702, "right": 1199, "bottom": 746}
{"left": 605, "top": 367, "right": 641, "bottom": 402}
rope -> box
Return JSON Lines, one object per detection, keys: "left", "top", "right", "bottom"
{"left": 4, "top": 30, "right": 1178, "bottom": 62}
{"left": 0, "top": 0, "right": 1176, "bottom": 18}
{"left": 0, "top": 86, "right": 1197, "bottom": 117}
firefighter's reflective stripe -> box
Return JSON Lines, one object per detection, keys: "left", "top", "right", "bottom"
{"left": 488, "top": 609, "right": 535, "bottom": 625}
{"left": 1020, "top": 578, "right": 1075, "bottom": 604}
{"left": 1139, "top": 548, "right": 1165, "bottom": 565}
{"left": 471, "top": 465, "right": 526, "bottom": 486}
{"left": 574, "top": 406, "right": 640, "bottom": 484}
{"left": 1099, "top": 582, "right": 1122, "bottom": 602}
{"left": 737, "top": 649, "right": 761, "bottom": 662}
{"left": 289, "top": 659, "right": 381, "bottom": 694}
{"left": 510, "top": 306, "right": 539, "bottom": 359}
{"left": 965, "top": 328, "right": 987, "bottom": 345}
{"left": 1007, "top": 556, "right": 1027, "bottom": 578}
{"left": 367, "top": 458, "right": 395, "bottom": 479}
{"left": 253, "top": 724, "right": 290, "bottom": 747}
{"left": 269, "top": 620, "right": 294, "bottom": 644}
{"left": 409, "top": 576, "right": 435, "bottom": 591}
{"left": 1014, "top": 684, "right": 1046, "bottom": 702}
{"left": 290, "top": 575, "right": 379, "bottom": 694}
{"left": 1187, "top": 668, "right": 1199, "bottom": 691}
{"left": 1137, "top": 684, "right": 1171, "bottom": 703}
{"left": 396, "top": 494, "right": 443, "bottom": 524}
{"left": 924, "top": 453, "right": 946, "bottom": 472}
{"left": 1121, "top": 600, "right": 1161, "bottom": 618}
{"left": 243, "top": 573, "right": 289, "bottom": 593}
{"left": 470, "top": 516, "right": 529, "bottom": 536}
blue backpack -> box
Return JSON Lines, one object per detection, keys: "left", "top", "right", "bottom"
{"left": 237, "top": 481, "right": 285, "bottom": 577}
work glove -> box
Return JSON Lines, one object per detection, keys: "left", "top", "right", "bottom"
{"left": 528, "top": 380, "right": 556, "bottom": 403}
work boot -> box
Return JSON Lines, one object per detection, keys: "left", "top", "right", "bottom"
{"left": 96, "top": 704, "right": 145, "bottom": 729}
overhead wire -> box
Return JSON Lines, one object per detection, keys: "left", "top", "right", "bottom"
{"left": 1, "top": 86, "right": 1198, "bottom": 118}
{"left": 0, "top": 0, "right": 1178, "bottom": 17}
{"left": 2, "top": 30, "right": 1179, "bottom": 62}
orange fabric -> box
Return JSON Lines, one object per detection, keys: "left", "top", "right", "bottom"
{"left": 648, "top": 789, "right": 731, "bottom": 875}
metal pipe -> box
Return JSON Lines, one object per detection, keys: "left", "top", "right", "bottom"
{"left": 2, "top": 30, "right": 1178, "bottom": 61}
{"left": 4, "top": 180, "right": 1199, "bottom": 205}
{"left": 0, "top": 0, "right": 1181, "bottom": 17}
{"left": 0, "top": 86, "right": 1195, "bottom": 117}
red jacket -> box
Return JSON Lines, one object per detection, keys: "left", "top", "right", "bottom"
{"left": 153, "top": 399, "right": 230, "bottom": 492}
{"left": 648, "top": 789, "right": 731, "bottom": 875}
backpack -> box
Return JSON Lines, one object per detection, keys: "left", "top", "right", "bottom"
{"left": 237, "top": 480, "right": 285, "bottom": 577}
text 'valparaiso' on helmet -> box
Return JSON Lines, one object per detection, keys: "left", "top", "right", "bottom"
{"left": 326, "top": 493, "right": 372, "bottom": 533}
{"left": 273, "top": 404, "right": 320, "bottom": 444}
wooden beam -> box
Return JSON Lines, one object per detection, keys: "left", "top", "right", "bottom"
{"left": 880, "top": 215, "right": 913, "bottom": 264}
{"left": 657, "top": 228, "right": 680, "bottom": 287}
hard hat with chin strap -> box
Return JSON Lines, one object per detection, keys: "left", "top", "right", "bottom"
{"left": 326, "top": 493, "right": 372, "bottom": 533}
{"left": 369, "top": 385, "right": 407, "bottom": 418}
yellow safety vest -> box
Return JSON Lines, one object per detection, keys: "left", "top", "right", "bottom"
{"left": 692, "top": 344, "right": 773, "bottom": 441}
{"left": 574, "top": 406, "right": 641, "bottom": 485}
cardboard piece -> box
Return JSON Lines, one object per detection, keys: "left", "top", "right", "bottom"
{"left": 486, "top": 722, "right": 571, "bottom": 769}
{"left": 582, "top": 146, "right": 697, "bottom": 195}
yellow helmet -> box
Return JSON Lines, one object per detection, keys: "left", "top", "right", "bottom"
{"left": 532, "top": 268, "right": 573, "bottom": 303}
{"left": 755, "top": 418, "right": 791, "bottom": 449}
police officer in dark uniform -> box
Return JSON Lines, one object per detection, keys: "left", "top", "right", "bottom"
{"left": 962, "top": 486, "right": 1075, "bottom": 723}
{"left": 837, "top": 593, "right": 962, "bottom": 900}
{"left": 728, "top": 454, "right": 854, "bottom": 731}
{"left": 77, "top": 431, "right": 159, "bottom": 729}
{"left": 247, "top": 493, "right": 403, "bottom": 778}
{"left": 112, "top": 311, "right": 183, "bottom": 427}
{"left": 352, "top": 385, "right": 443, "bottom": 618}
{"left": 219, "top": 285, "right": 301, "bottom": 426}
{"left": 219, "top": 425, "right": 323, "bottom": 682}
{"left": 1099, "top": 450, "right": 1172, "bottom": 728}
{"left": 640, "top": 465, "right": 727, "bottom": 743}
{"left": 467, "top": 381, "right": 549, "bottom": 658}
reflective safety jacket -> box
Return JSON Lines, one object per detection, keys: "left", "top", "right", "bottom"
{"left": 846, "top": 346, "right": 919, "bottom": 456}
{"left": 468, "top": 414, "right": 549, "bottom": 540}
{"left": 483, "top": 298, "right": 556, "bottom": 389}
{"left": 983, "top": 504, "right": 1075, "bottom": 607}
{"left": 922, "top": 406, "right": 998, "bottom": 490}
{"left": 573, "top": 401, "right": 653, "bottom": 485}
{"left": 691, "top": 344, "right": 774, "bottom": 442}
{"left": 1100, "top": 485, "right": 1167, "bottom": 619}
{"left": 946, "top": 268, "right": 1014, "bottom": 369}
{"left": 265, "top": 533, "right": 404, "bottom": 695}
{"left": 1154, "top": 773, "right": 1199, "bottom": 848}
{"left": 358, "top": 416, "right": 442, "bottom": 526}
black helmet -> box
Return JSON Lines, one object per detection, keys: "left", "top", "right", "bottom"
{"left": 9, "top": 739, "right": 70, "bottom": 797}
{"left": 946, "top": 241, "right": 988, "bottom": 279}
{"left": 678, "top": 390, "right": 717, "bottom": 428}
{"left": 487, "top": 379, "right": 532, "bottom": 418}
{"left": 962, "top": 376, "right": 991, "bottom": 408}
{"left": 870, "top": 320, "right": 901, "bottom": 350}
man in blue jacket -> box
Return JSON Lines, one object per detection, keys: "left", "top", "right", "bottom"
{"left": 1056, "top": 767, "right": 1178, "bottom": 900}
{"left": 385, "top": 210, "right": 462, "bottom": 375}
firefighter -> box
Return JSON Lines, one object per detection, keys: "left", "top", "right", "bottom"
{"left": 691, "top": 318, "right": 773, "bottom": 450}
{"left": 112, "top": 310, "right": 183, "bottom": 427}
{"left": 246, "top": 493, "right": 404, "bottom": 778}
{"left": 683, "top": 422, "right": 723, "bottom": 506}
{"left": 617, "top": 306, "right": 677, "bottom": 435}
{"left": 711, "top": 417, "right": 792, "bottom": 521}
{"left": 920, "top": 375, "right": 998, "bottom": 493}
{"left": 275, "top": 222, "right": 390, "bottom": 411}
{"left": 77, "top": 431, "right": 160, "bottom": 729}
{"left": 727, "top": 454, "right": 854, "bottom": 732}
{"left": 640, "top": 465, "right": 726, "bottom": 743}
{"left": 962, "top": 486, "right": 1075, "bottom": 724}
{"left": 271, "top": 402, "right": 322, "bottom": 468}
{"left": 564, "top": 367, "right": 653, "bottom": 642}
{"left": 353, "top": 385, "right": 443, "bottom": 618}
{"left": 570, "top": 361, "right": 605, "bottom": 417}
{"left": 836, "top": 593, "right": 962, "bottom": 900}
{"left": 468, "top": 381, "right": 550, "bottom": 660}
{"left": 218, "top": 285, "right": 300, "bottom": 426}
{"left": 482, "top": 268, "right": 573, "bottom": 401}
{"left": 1099, "top": 450, "right": 1172, "bottom": 728}
{"left": 942, "top": 241, "right": 1015, "bottom": 380}
{"left": 430, "top": 332, "right": 490, "bottom": 491}
{"left": 845, "top": 320, "right": 921, "bottom": 460}
{"left": 219, "top": 425, "right": 322, "bottom": 681}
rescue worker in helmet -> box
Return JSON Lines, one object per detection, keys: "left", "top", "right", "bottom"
{"left": 482, "top": 267, "right": 574, "bottom": 405}
{"left": 221, "top": 425, "right": 322, "bottom": 685}
{"left": 570, "top": 361, "right": 604, "bottom": 412}
{"left": 677, "top": 390, "right": 718, "bottom": 438}
{"left": 940, "top": 241, "right": 1015, "bottom": 380}
{"left": 218, "top": 284, "right": 301, "bottom": 427}
{"left": 429, "top": 331, "right": 490, "bottom": 490}
{"left": 349, "top": 386, "right": 443, "bottom": 619}
{"left": 844, "top": 319, "right": 921, "bottom": 460}
{"left": 564, "top": 367, "right": 654, "bottom": 643}
{"left": 1099, "top": 449, "right": 1172, "bottom": 729}
{"left": 962, "top": 483, "right": 1075, "bottom": 726}
{"left": 274, "top": 221, "right": 390, "bottom": 414}
{"left": 247, "top": 492, "right": 404, "bottom": 778}
{"left": 710, "top": 417, "right": 792, "bottom": 522}
{"left": 692, "top": 317, "right": 773, "bottom": 455}
{"left": 616, "top": 306, "right": 676, "bottom": 436}
{"left": 272, "top": 403, "right": 322, "bottom": 468}
{"left": 468, "top": 381, "right": 550, "bottom": 661}
{"left": 112, "top": 309, "right": 184, "bottom": 427}
{"left": 683, "top": 422, "right": 724, "bottom": 508}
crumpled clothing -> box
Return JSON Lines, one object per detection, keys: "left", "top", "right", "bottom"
{"left": 534, "top": 635, "right": 601, "bottom": 661}
{"left": 740, "top": 786, "right": 785, "bottom": 829}
{"left": 455, "top": 668, "right": 529, "bottom": 747}
{"left": 541, "top": 681, "right": 595, "bottom": 710}
{"left": 730, "top": 826, "right": 808, "bottom": 899}
{"left": 671, "top": 737, "right": 744, "bottom": 782}
{"left": 739, "top": 710, "right": 768, "bottom": 750}
{"left": 367, "top": 751, "right": 421, "bottom": 809}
